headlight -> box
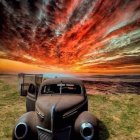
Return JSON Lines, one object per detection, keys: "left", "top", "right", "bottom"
{"left": 80, "top": 122, "right": 94, "bottom": 140}
{"left": 14, "top": 122, "right": 28, "bottom": 139}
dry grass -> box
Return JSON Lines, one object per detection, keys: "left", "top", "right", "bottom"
{"left": 0, "top": 76, "right": 26, "bottom": 140}
{"left": 89, "top": 94, "right": 140, "bottom": 140}
{"left": 0, "top": 75, "right": 140, "bottom": 140}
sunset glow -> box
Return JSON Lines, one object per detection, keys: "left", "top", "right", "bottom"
{"left": 0, "top": 0, "right": 140, "bottom": 74}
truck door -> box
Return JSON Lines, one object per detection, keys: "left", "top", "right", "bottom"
{"left": 18, "top": 73, "right": 43, "bottom": 112}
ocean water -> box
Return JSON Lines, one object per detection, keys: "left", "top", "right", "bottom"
{"left": 80, "top": 75, "right": 140, "bottom": 95}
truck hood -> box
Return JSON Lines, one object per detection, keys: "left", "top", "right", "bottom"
{"left": 36, "top": 95, "right": 85, "bottom": 117}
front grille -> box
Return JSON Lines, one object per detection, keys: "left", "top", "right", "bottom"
{"left": 37, "top": 126, "right": 71, "bottom": 140}
{"left": 55, "top": 126, "right": 71, "bottom": 140}
{"left": 37, "top": 126, "right": 53, "bottom": 140}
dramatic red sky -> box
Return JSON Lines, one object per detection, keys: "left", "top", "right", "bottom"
{"left": 0, "top": 0, "right": 140, "bottom": 74}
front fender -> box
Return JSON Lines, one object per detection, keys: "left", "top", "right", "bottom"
{"left": 74, "top": 111, "right": 98, "bottom": 140}
{"left": 12, "top": 112, "right": 39, "bottom": 140}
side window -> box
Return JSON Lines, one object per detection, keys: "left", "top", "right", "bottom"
{"left": 28, "top": 84, "right": 36, "bottom": 95}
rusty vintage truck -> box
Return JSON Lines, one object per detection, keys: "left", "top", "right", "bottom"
{"left": 12, "top": 74, "right": 98, "bottom": 140}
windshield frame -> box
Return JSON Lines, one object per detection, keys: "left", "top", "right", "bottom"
{"left": 40, "top": 83, "right": 83, "bottom": 95}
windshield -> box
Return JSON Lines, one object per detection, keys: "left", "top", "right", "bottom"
{"left": 41, "top": 83, "right": 82, "bottom": 94}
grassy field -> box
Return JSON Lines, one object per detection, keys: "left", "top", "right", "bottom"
{"left": 0, "top": 75, "right": 140, "bottom": 140}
